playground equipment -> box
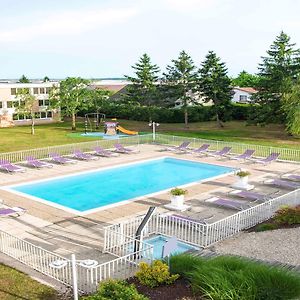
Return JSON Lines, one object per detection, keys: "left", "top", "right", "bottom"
{"left": 84, "top": 113, "right": 106, "bottom": 134}
{"left": 104, "top": 121, "right": 138, "bottom": 135}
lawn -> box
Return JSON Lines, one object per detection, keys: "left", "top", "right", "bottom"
{"left": 0, "top": 264, "right": 60, "bottom": 300}
{"left": 0, "top": 119, "right": 299, "bottom": 153}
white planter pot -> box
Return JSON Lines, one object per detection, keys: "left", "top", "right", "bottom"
{"left": 231, "top": 176, "right": 254, "bottom": 191}
{"left": 171, "top": 195, "right": 185, "bottom": 208}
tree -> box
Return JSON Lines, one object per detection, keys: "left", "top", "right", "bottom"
{"left": 255, "top": 31, "right": 300, "bottom": 122}
{"left": 125, "top": 53, "right": 160, "bottom": 106}
{"left": 231, "top": 71, "right": 260, "bottom": 87}
{"left": 50, "top": 77, "right": 90, "bottom": 131}
{"left": 199, "top": 51, "right": 232, "bottom": 127}
{"left": 88, "top": 88, "right": 111, "bottom": 113}
{"left": 15, "top": 88, "right": 36, "bottom": 135}
{"left": 282, "top": 77, "right": 300, "bottom": 135}
{"left": 163, "top": 50, "right": 198, "bottom": 127}
{"left": 19, "top": 75, "right": 30, "bottom": 83}
{"left": 43, "top": 76, "right": 50, "bottom": 82}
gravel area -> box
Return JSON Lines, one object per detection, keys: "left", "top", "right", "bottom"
{"left": 213, "top": 228, "right": 300, "bottom": 266}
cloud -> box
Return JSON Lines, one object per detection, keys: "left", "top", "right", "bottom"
{"left": 0, "top": 7, "right": 138, "bottom": 43}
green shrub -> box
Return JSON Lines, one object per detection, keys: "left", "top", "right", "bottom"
{"left": 256, "top": 223, "right": 279, "bottom": 232}
{"left": 274, "top": 205, "right": 300, "bottom": 225}
{"left": 169, "top": 253, "right": 204, "bottom": 276}
{"left": 81, "top": 279, "right": 148, "bottom": 300}
{"left": 136, "top": 260, "right": 179, "bottom": 288}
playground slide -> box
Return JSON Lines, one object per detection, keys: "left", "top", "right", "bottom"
{"left": 116, "top": 126, "right": 138, "bottom": 135}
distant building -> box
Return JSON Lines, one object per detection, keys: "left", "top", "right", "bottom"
{"left": 232, "top": 87, "right": 257, "bottom": 104}
{"left": 0, "top": 82, "right": 60, "bottom": 127}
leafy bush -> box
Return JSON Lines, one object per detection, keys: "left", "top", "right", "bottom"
{"left": 136, "top": 260, "right": 179, "bottom": 288}
{"left": 170, "top": 254, "right": 300, "bottom": 300}
{"left": 81, "top": 280, "right": 148, "bottom": 300}
{"left": 170, "top": 187, "right": 187, "bottom": 196}
{"left": 256, "top": 223, "right": 279, "bottom": 232}
{"left": 274, "top": 205, "right": 300, "bottom": 225}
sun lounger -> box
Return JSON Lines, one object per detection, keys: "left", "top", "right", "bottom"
{"left": 190, "top": 144, "right": 210, "bottom": 155}
{"left": 0, "top": 160, "right": 26, "bottom": 173}
{"left": 229, "top": 189, "right": 279, "bottom": 202}
{"left": 73, "top": 150, "right": 98, "bottom": 161}
{"left": 252, "top": 152, "right": 280, "bottom": 165}
{"left": 93, "top": 146, "right": 119, "bottom": 157}
{"left": 207, "top": 147, "right": 232, "bottom": 158}
{"left": 26, "top": 156, "right": 53, "bottom": 168}
{"left": 0, "top": 206, "right": 26, "bottom": 217}
{"left": 160, "top": 141, "right": 190, "bottom": 152}
{"left": 49, "top": 153, "right": 77, "bottom": 164}
{"left": 114, "top": 143, "right": 139, "bottom": 154}
{"left": 230, "top": 149, "right": 255, "bottom": 161}
{"left": 281, "top": 174, "right": 300, "bottom": 181}
{"left": 206, "top": 196, "right": 251, "bottom": 210}
{"left": 168, "top": 214, "right": 214, "bottom": 225}
{"left": 264, "top": 179, "right": 300, "bottom": 189}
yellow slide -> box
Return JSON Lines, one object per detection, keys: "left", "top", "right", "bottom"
{"left": 116, "top": 126, "right": 138, "bottom": 135}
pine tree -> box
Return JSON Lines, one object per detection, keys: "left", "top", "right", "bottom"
{"left": 19, "top": 75, "right": 30, "bottom": 83}
{"left": 256, "top": 31, "right": 300, "bottom": 122}
{"left": 125, "top": 54, "right": 160, "bottom": 106}
{"left": 199, "top": 51, "right": 232, "bottom": 127}
{"left": 163, "top": 50, "right": 198, "bottom": 127}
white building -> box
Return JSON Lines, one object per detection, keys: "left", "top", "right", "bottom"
{"left": 232, "top": 87, "right": 257, "bottom": 104}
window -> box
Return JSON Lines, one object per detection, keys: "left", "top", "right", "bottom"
{"left": 33, "top": 88, "right": 39, "bottom": 94}
{"left": 39, "top": 100, "right": 44, "bottom": 106}
{"left": 6, "top": 101, "right": 13, "bottom": 108}
{"left": 11, "top": 88, "right": 16, "bottom": 95}
{"left": 239, "top": 95, "right": 248, "bottom": 102}
{"left": 46, "top": 111, "right": 53, "bottom": 118}
{"left": 46, "top": 87, "right": 51, "bottom": 94}
{"left": 0, "top": 102, "right": 2, "bottom": 109}
{"left": 40, "top": 87, "right": 45, "bottom": 94}
{"left": 39, "top": 99, "right": 50, "bottom": 106}
{"left": 40, "top": 112, "right": 47, "bottom": 118}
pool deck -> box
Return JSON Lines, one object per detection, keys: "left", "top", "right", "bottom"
{"left": 0, "top": 144, "right": 299, "bottom": 261}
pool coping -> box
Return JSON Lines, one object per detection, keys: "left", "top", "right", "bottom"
{"left": 1, "top": 156, "right": 236, "bottom": 216}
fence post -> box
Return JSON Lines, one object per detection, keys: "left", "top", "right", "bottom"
{"left": 71, "top": 254, "right": 79, "bottom": 300}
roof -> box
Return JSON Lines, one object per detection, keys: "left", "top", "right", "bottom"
{"left": 234, "top": 87, "right": 258, "bottom": 94}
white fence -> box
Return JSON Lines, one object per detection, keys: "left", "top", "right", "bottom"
{"left": 104, "top": 189, "right": 300, "bottom": 249}
{"left": 0, "top": 229, "right": 153, "bottom": 294}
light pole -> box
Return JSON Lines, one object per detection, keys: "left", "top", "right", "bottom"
{"left": 149, "top": 121, "right": 160, "bottom": 142}
{"left": 50, "top": 254, "right": 98, "bottom": 300}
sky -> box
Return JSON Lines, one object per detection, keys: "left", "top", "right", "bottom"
{"left": 1, "top": 0, "right": 300, "bottom": 79}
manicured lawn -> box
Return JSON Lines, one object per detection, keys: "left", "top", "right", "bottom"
{"left": 0, "top": 264, "right": 60, "bottom": 300}
{"left": 0, "top": 119, "right": 299, "bottom": 153}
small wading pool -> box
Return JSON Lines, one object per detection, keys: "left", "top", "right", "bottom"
{"left": 144, "top": 235, "right": 200, "bottom": 259}
{"left": 6, "top": 157, "right": 234, "bottom": 214}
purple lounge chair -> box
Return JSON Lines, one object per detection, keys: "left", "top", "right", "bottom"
{"left": 206, "top": 196, "right": 251, "bottom": 210}
{"left": 168, "top": 214, "right": 214, "bottom": 225}
{"left": 190, "top": 144, "right": 210, "bottom": 155}
{"left": 94, "top": 146, "right": 118, "bottom": 157}
{"left": 253, "top": 152, "right": 280, "bottom": 165}
{"left": 264, "top": 179, "right": 300, "bottom": 189}
{"left": 207, "top": 147, "right": 232, "bottom": 158}
{"left": 160, "top": 141, "right": 190, "bottom": 152}
{"left": 114, "top": 143, "right": 139, "bottom": 154}
{"left": 231, "top": 149, "right": 255, "bottom": 161}
{"left": 281, "top": 174, "right": 300, "bottom": 181}
{"left": 229, "top": 190, "right": 279, "bottom": 202}
{"left": 26, "top": 156, "right": 53, "bottom": 168}
{"left": 0, "top": 160, "right": 26, "bottom": 173}
{"left": 73, "top": 150, "right": 98, "bottom": 161}
{"left": 0, "top": 206, "right": 26, "bottom": 217}
{"left": 49, "top": 153, "right": 76, "bottom": 164}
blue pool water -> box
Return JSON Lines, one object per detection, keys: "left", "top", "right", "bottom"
{"left": 145, "top": 235, "right": 199, "bottom": 259}
{"left": 11, "top": 157, "right": 233, "bottom": 212}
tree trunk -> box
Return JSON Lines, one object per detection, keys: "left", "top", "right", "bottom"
{"left": 184, "top": 108, "right": 189, "bottom": 128}
{"left": 31, "top": 118, "right": 35, "bottom": 135}
{"left": 72, "top": 113, "right": 76, "bottom": 131}
{"left": 216, "top": 112, "right": 224, "bottom": 128}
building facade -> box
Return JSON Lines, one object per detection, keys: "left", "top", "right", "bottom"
{"left": 0, "top": 82, "right": 60, "bottom": 127}
{"left": 232, "top": 87, "right": 257, "bottom": 104}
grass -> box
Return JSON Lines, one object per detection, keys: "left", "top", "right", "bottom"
{"left": 0, "top": 119, "right": 299, "bottom": 153}
{"left": 0, "top": 264, "right": 60, "bottom": 300}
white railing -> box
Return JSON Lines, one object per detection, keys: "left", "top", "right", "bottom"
{"left": 104, "top": 189, "right": 300, "bottom": 249}
{"left": 153, "top": 134, "right": 300, "bottom": 162}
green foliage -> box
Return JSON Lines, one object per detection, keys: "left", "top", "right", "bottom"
{"left": 170, "top": 187, "right": 187, "bottom": 196}
{"left": 81, "top": 280, "right": 148, "bottom": 300}
{"left": 256, "top": 223, "right": 279, "bottom": 232}
{"left": 236, "top": 170, "right": 251, "bottom": 177}
{"left": 43, "top": 76, "right": 50, "bottom": 82}
{"left": 232, "top": 70, "right": 261, "bottom": 87}
{"left": 199, "top": 51, "right": 232, "bottom": 127}
{"left": 125, "top": 53, "right": 160, "bottom": 107}
{"left": 274, "top": 205, "right": 300, "bottom": 225}
{"left": 19, "top": 74, "right": 30, "bottom": 83}
{"left": 136, "top": 260, "right": 179, "bottom": 288}
{"left": 171, "top": 254, "right": 300, "bottom": 300}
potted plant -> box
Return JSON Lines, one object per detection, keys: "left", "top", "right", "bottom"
{"left": 232, "top": 170, "right": 253, "bottom": 190}
{"left": 170, "top": 187, "right": 187, "bottom": 208}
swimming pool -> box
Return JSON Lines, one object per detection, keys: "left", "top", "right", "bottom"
{"left": 144, "top": 235, "right": 199, "bottom": 259}
{"left": 7, "top": 157, "right": 234, "bottom": 214}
